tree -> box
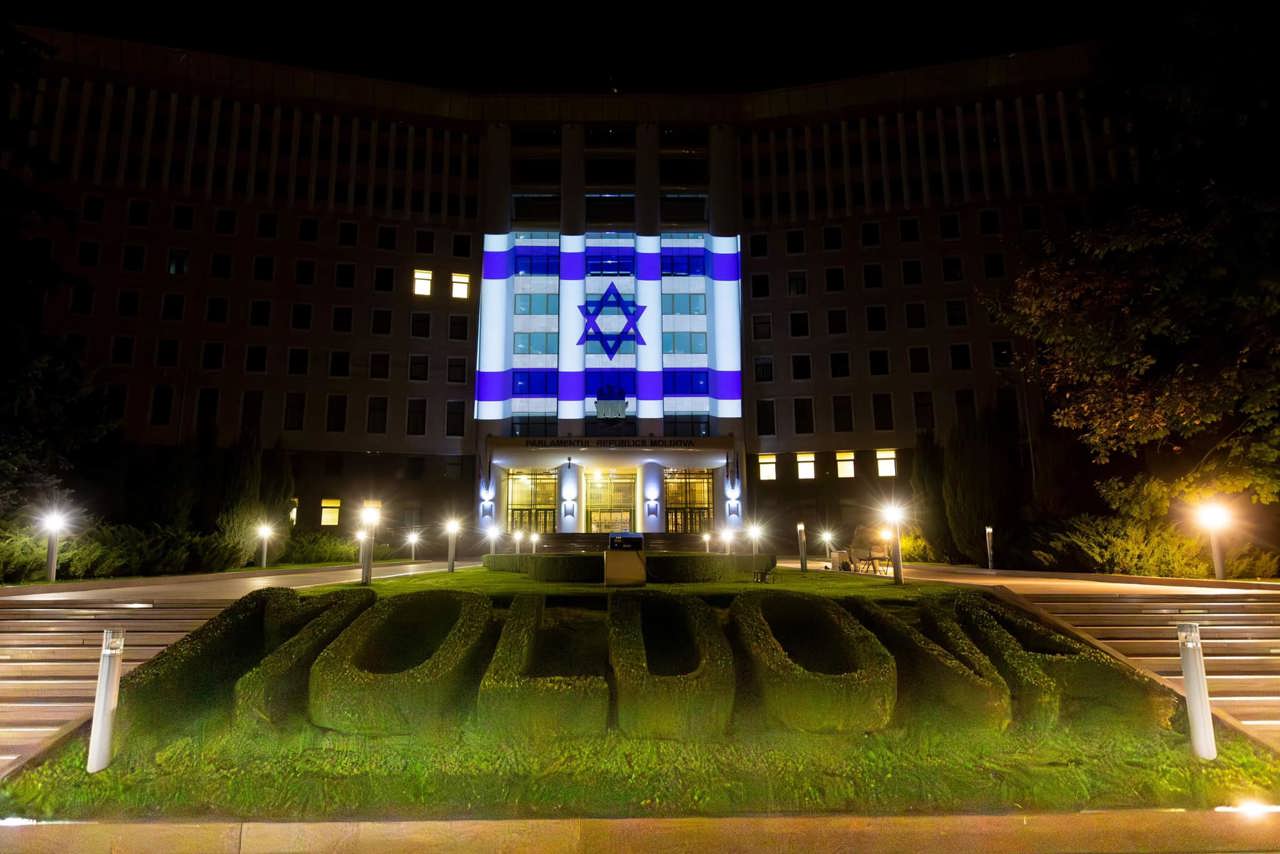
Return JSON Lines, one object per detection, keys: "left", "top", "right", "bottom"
{"left": 943, "top": 412, "right": 1021, "bottom": 564}
{"left": 910, "top": 431, "right": 959, "bottom": 562}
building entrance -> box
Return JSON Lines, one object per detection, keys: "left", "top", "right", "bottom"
{"left": 586, "top": 470, "right": 636, "bottom": 532}
{"left": 664, "top": 468, "right": 714, "bottom": 534}
{"left": 505, "top": 469, "right": 558, "bottom": 534}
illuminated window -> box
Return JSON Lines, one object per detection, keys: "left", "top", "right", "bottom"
{"left": 320, "top": 498, "right": 341, "bottom": 526}
{"left": 837, "top": 451, "right": 855, "bottom": 478}
{"left": 797, "top": 452, "right": 816, "bottom": 480}
{"left": 758, "top": 454, "right": 777, "bottom": 481}
{"left": 451, "top": 272, "right": 470, "bottom": 299}
{"left": 876, "top": 449, "right": 897, "bottom": 477}
{"left": 362, "top": 499, "right": 383, "bottom": 511}
{"left": 413, "top": 269, "right": 432, "bottom": 296}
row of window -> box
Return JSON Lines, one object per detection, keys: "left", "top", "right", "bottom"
{"left": 756, "top": 387, "right": 1010, "bottom": 435}
{"left": 747, "top": 253, "right": 1005, "bottom": 298}
{"left": 86, "top": 197, "right": 473, "bottom": 256}
{"left": 750, "top": 300, "right": 977, "bottom": 340}
{"left": 758, "top": 449, "right": 898, "bottom": 481}
{"left": 746, "top": 207, "right": 1045, "bottom": 257}
{"left": 754, "top": 341, "right": 1014, "bottom": 381}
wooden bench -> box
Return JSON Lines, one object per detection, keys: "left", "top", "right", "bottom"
{"left": 855, "top": 548, "right": 892, "bottom": 576}
{"left": 753, "top": 563, "right": 774, "bottom": 583}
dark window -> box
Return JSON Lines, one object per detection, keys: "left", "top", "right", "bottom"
{"left": 111, "top": 336, "right": 134, "bottom": 365}
{"left": 950, "top": 343, "right": 973, "bottom": 370}
{"left": 901, "top": 258, "right": 923, "bottom": 286}
{"left": 374, "top": 266, "right": 395, "bottom": 292}
{"left": 214, "top": 209, "right": 237, "bottom": 235}
{"left": 984, "top": 252, "right": 1006, "bottom": 279}
{"left": 253, "top": 256, "right": 275, "bottom": 282}
{"left": 415, "top": 229, "right": 435, "bottom": 253}
{"left": 155, "top": 338, "right": 179, "bottom": 367}
{"left": 295, "top": 259, "right": 316, "bottom": 285}
{"left": 451, "top": 234, "right": 472, "bottom": 258}
{"left": 979, "top": 209, "right": 1001, "bottom": 235}
{"left": 326, "top": 395, "right": 347, "bottom": 431}
{"left": 751, "top": 274, "right": 769, "bottom": 299}
{"left": 865, "top": 305, "right": 888, "bottom": 332}
{"left": 899, "top": 217, "right": 920, "bottom": 243}
{"left": 377, "top": 225, "right": 398, "bottom": 251}
{"left": 828, "top": 309, "right": 847, "bottom": 335}
{"left": 161, "top": 293, "right": 184, "bottom": 321}
{"left": 167, "top": 248, "right": 189, "bottom": 276}
{"left": 909, "top": 346, "right": 931, "bottom": 373}
{"left": 287, "top": 347, "right": 309, "bottom": 375}
{"left": 830, "top": 352, "right": 850, "bottom": 378}
{"left": 332, "top": 306, "right": 353, "bottom": 333}
{"left": 172, "top": 204, "right": 194, "bottom": 230}
{"left": 329, "top": 351, "right": 351, "bottom": 377}
{"left": 942, "top": 256, "right": 963, "bottom": 282}
{"left": 206, "top": 297, "right": 228, "bottom": 323}
{"left": 298, "top": 217, "right": 319, "bottom": 242}
{"left": 81, "top": 195, "right": 104, "bottom": 223}
{"left": 913, "top": 390, "right": 935, "bottom": 431}
{"left": 150, "top": 385, "right": 173, "bottom": 426}
{"left": 992, "top": 340, "right": 1014, "bottom": 368}
{"left": 955, "top": 388, "right": 977, "bottom": 424}
{"left": 860, "top": 221, "right": 881, "bottom": 248}
{"left": 335, "top": 262, "right": 356, "bottom": 289}
{"left": 284, "top": 392, "right": 305, "bottom": 430}
{"left": 905, "top": 302, "right": 927, "bottom": 328}
{"left": 940, "top": 212, "right": 961, "bottom": 240}
{"left": 785, "top": 229, "right": 805, "bottom": 254}
{"left": 369, "top": 352, "right": 391, "bottom": 379}
{"left": 70, "top": 283, "right": 93, "bottom": 314}
{"left": 409, "top": 354, "right": 429, "bottom": 380}
{"left": 862, "top": 262, "right": 883, "bottom": 288}
{"left": 249, "top": 300, "right": 271, "bottom": 327}
{"left": 447, "top": 357, "right": 466, "bottom": 384}
{"left": 786, "top": 270, "right": 807, "bottom": 296}
{"left": 370, "top": 308, "right": 393, "bottom": 335}
{"left": 411, "top": 312, "right": 431, "bottom": 338}
{"left": 291, "top": 303, "right": 312, "bottom": 330}
{"left": 127, "top": 199, "right": 150, "bottom": 227}
{"left": 448, "top": 315, "right": 469, "bottom": 341}
{"left": 117, "top": 290, "right": 140, "bottom": 317}
{"left": 822, "top": 225, "right": 843, "bottom": 251}
{"left": 789, "top": 312, "right": 809, "bottom": 337}
{"left": 210, "top": 253, "right": 232, "bottom": 279}
{"left": 201, "top": 341, "right": 224, "bottom": 370}
{"left": 752, "top": 315, "right": 771, "bottom": 340}
{"left": 791, "top": 354, "right": 812, "bottom": 381}
{"left": 868, "top": 349, "right": 890, "bottom": 375}
{"left": 793, "top": 398, "right": 814, "bottom": 434}
{"left": 406, "top": 398, "right": 427, "bottom": 435}
{"left": 872, "top": 392, "right": 894, "bottom": 430}
{"left": 753, "top": 356, "right": 773, "bottom": 382}
{"left": 196, "top": 388, "right": 220, "bottom": 435}
{"left": 338, "top": 221, "right": 358, "bottom": 247}
{"left": 945, "top": 299, "right": 968, "bottom": 327}
{"left": 756, "top": 399, "right": 776, "bottom": 436}
{"left": 445, "top": 400, "right": 465, "bottom": 436}
{"left": 1021, "top": 204, "right": 1043, "bottom": 231}
{"left": 122, "top": 244, "right": 146, "bottom": 272}
{"left": 749, "top": 234, "right": 768, "bottom": 257}
{"left": 245, "top": 345, "right": 267, "bottom": 372}
{"left": 832, "top": 395, "right": 853, "bottom": 432}
{"left": 367, "top": 396, "right": 388, "bottom": 433}
{"left": 257, "top": 212, "right": 278, "bottom": 239}
{"left": 77, "top": 241, "right": 100, "bottom": 267}
{"left": 824, "top": 267, "right": 845, "bottom": 292}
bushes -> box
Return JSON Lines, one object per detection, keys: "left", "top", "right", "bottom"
{"left": 1037, "top": 514, "right": 1211, "bottom": 577}
{"left": 845, "top": 598, "right": 1011, "bottom": 730}
{"left": 476, "top": 594, "right": 610, "bottom": 737}
{"left": 607, "top": 591, "right": 735, "bottom": 738}
{"left": 943, "top": 410, "right": 1022, "bottom": 564}
{"left": 482, "top": 553, "right": 603, "bottom": 582}
{"left": 955, "top": 594, "right": 1175, "bottom": 729}
{"left": 308, "top": 590, "right": 490, "bottom": 735}
{"left": 645, "top": 553, "right": 774, "bottom": 583}
{"left": 730, "top": 592, "right": 895, "bottom": 733}
{"left": 234, "top": 588, "right": 375, "bottom": 726}
{"left": 278, "top": 531, "right": 359, "bottom": 566}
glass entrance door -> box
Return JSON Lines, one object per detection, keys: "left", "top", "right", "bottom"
{"left": 585, "top": 470, "right": 636, "bottom": 533}
{"left": 663, "top": 468, "right": 714, "bottom": 533}
{"left": 588, "top": 510, "right": 633, "bottom": 533}
{"left": 665, "top": 507, "right": 713, "bottom": 533}
{"left": 506, "top": 469, "right": 558, "bottom": 534}
{"left": 508, "top": 508, "right": 556, "bottom": 534}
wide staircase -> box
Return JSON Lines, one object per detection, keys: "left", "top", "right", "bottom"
{"left": 533, "top": 532, "right": 713, "bottom": 553}
{"left": 1025, "top": 591, "right": 1280, "bottom": 751}
{"left": 0, "top": 598, "right": 226, "bottom": 778}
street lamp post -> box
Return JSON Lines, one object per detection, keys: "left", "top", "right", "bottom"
{"left": 445, "top": 519, "right": 460, "bottom": 573}
{"left": 721, "top": 529, "right": 733, "bottom": 555}
{"left": 514, "top": 531, "right": 524, "bottom": 554}
{"left": 486, "top": 527, "right": 500, "bottom": 555}
{"left": 820, "top": 530, "right": 833, "bottom": 559}
{"left": 256, "top": 524, "right": 272, "bottom": 568}
{"left": 407, "top": 531, "right": 420, "bottom": 562}
{"left": 530, "top": 532, "right": 540, "bottom": 554}
{"left": 984, "top": 525, "right": 994, "bottom": 571}
{"left": 42, "top": 512, "right": 66, "bottom": 583}
{"left": 359, "top": 506, "right": 381, "bottom": 585}
{"left": 356, "top": 530, "right": 371, "bottom": 585}
{"left": 883, "top": 505, "right": 905, "bottom": 586}
{"left": 749, "top": 524, "right": 762, "bottom": 557}
{"left": 1194, "top": 503, "right": 1230, "bottom": 581}
{"left": 702, "top": 532, "right": 711, "bottom": 553}
{"left": 797, "top": 522, "right": 807, "bottom": 573}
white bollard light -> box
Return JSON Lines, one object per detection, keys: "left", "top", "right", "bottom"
{"left": 86, "top": 628, "right": 125, "bottom": 773}
{"left": 985, "top": 525, "right": 995, "bottom": 571}
{"left": 446, "top": 519, "right": 460, "bottom": 573}
{"left": 357, "top": 530, "right": 372, "bottom": 585}
{"left": 1178, "top": 622, "right": 1217, "bottom": 761}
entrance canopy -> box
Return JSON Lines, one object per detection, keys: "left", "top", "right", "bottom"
{"left": 486, "top": 436, "right": 735, "bottom": 471}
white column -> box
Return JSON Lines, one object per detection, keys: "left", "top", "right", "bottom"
{"left": 475, "top": 232, "right": 514, "bottom": 421}
{"left": 639, "top": 462, "right": 664, "bottom": 533}
{"left": 558, "top": 462, "right": 581, "bottom": 533}
{"left": 634, "top": 234, "right": 663, "bottom": 421}
{"left": 557, "top": 233, "right": 586, "bottom": 421}
{"left": 707, "top": 234, "right": 742, "bottom": 420}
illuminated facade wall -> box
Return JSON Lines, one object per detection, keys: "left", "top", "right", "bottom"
{"left": 475, "top": 232, "right": 742, "bottom": 424}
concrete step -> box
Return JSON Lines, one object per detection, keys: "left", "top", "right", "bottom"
{"left": 1041, "top": 604, "right": 1280, "bottom": 616}
{"left": 1029, "top": 594, "right": 1280, "bottom": 604}
{"left": 0, "top": 726, "right": 61, "bottom": 747}
{"left": 0, "top": 606, "right": 225, "bottom": 618}
{"left": 0, "top": 645, "right": 164, "bottom": 662}
{"left": 0, "top": 619, "right": 207, "bottom": 632}
{"left": 0, "top": 701, "right": 92, "bottom": 725}
{"left": 0, "top": 678, "right": 99, "bottom": 701}
{"left": 0, "top": 660, "right": 142, "bottom": 679}
{"left": 1130, "top": 655, "right": 1280, "bottom": 676}
{"left": 1165, "top": 674, "right": 1280, "bottom": 693}
{"left": 1044, "top": 613, "right": 1280, "bottom": 626}
{"left": 1103, "top": 638, "right": 1280, "bottom": 655}
{"left": 0, "top": 631, "right": 187, "bottom": 647}
{"left": 1082, "top": 625, "right": 1280, "bottom": 640}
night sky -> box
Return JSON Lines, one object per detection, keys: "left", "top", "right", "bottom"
{"left": 17, "top": 6, "right": 1145, "bottom": 94}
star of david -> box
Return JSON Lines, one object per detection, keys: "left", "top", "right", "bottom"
{"left": 577, "top": 281, "right": 646, "bottom": 359}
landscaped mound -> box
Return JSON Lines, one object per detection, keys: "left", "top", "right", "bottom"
{"left": 476, "top": 594, "right": 610, "bottom": 737}
{"left": 730, "top": 591, "right": 896, "bottom": 733}
{"left": 607, "top": 591, "right": 735, "bottom": 738}
{"left": 308, "top": 590, "right": 491, "bottom": 735}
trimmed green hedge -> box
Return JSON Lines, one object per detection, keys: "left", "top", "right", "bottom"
{"left": 607, "top": 591, "right": 735, "bottom": 738}
{"left": 645, "top": 553, "right": 775, "bottom": 583}
{"left": 476, "top": 594, "right": 610, "bottom": 737}
{"left": 731, "top": 591, "right": 896, "bottom": 733}
{"left": 308, "top": 590, "right": 491, "bottom": 735}
{"left": 233, "top": 588, "right": 375, "bottom": 726}
{"left": 116, "top": 588, "right": 282, "bottom": 744}
{"left": 956, "top": 594, "right": 1176, "bottom": 729}
{"left": 483, "top": 553, "right": 604, "bottom": 582}
{"left": 845, "top": 598, "right": 1010, "bottom": 730}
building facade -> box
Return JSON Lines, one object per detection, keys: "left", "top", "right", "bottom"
{"left": 17, "top": 28, "right": 1131, "bottom": 543}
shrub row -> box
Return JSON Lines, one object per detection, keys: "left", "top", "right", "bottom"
{"left": 607, "top": 591, "right": 735, "bottom": 738}
{"left": 476, "top": 594, "right": 610, "bottom": 737}
{"left": 309, "top": 590, "right": 491, "bottom": 735}
{"left": 234, "top": 588, "right": 375, "bottom": 726}
{"left": 644, "top": 553, "right": 775, "bottom": 583}
{"left": 844, "top": 598, "right": 1011, "bottom": 731}
{"left": 731, "top": 591, "right": 896, "bottom": 733}
{"left": 482, "top": 553, "right": 604, "bottom": 582}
